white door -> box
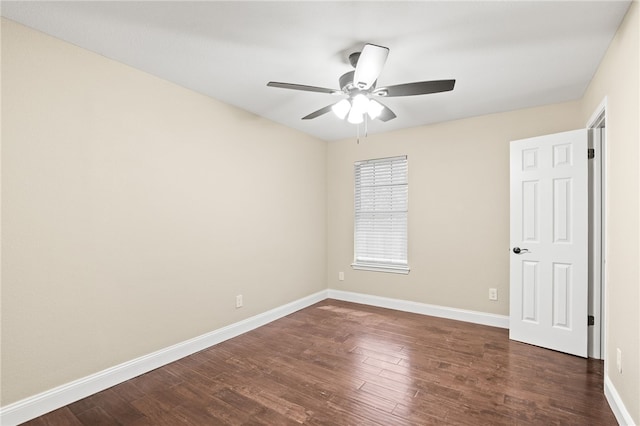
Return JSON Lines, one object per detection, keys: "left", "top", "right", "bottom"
{"left": 509, "top": 129, "right": 588, "bottom": 357}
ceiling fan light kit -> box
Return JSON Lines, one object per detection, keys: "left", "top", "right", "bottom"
{"left": 267, "top": 43, "right": 456, "bottom": 127}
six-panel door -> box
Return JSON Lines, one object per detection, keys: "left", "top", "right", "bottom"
{"left": 509, "top": 129, "right": 588, "bottom": 357}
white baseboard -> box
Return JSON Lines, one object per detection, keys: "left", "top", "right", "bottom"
{"left": 0, "top": 290, "right": 329, "bottom": 426}
{"left": 327, "top": 289, "right": 510, "bottom": 329}
{"left": 604, "top": 374, "right": 636, "bottom": 425}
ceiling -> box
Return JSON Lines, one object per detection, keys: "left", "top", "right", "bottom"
{"left": 2, "top": 1, "right": 631, "bottom": 141}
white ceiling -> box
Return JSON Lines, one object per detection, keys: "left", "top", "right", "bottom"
{"left": 2, "top": 1, "right": 631, "bottom": 141}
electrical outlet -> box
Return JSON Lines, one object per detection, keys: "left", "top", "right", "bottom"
{"left": 489, "top": 288, "right": 498, "bottom": 301}
{"left": 236, "top": 294, "right": 243, "bottom": 308}
{"left": 616, "top": 348, "right": 622, "bottom": 373}
{"left": 338, "top": 271, "right": 345, "bottom": 281}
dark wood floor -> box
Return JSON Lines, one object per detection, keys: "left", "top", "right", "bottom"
{"left": 23, "top": 299, "right": 616, "bottom": 425}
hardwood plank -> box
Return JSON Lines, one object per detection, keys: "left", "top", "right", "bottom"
{"left": 75, "top": 406, "right": 122, "bottom": 426}
{"left": 23, "top": 299, "right": 617, "bottom": 425}
{"left": 69, "top": 389, "right": 145, "bottom": 424}
{"left": 393, "top": 402, "right": 449, "bottom": 424}
{"left": 185, "top": 392, "right": 251, "bottom": 425}
{"left": 21, "top": 407, "right": 83, "bottom": 426}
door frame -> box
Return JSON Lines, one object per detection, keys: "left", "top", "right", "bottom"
{"left": 586, "top": 97, "right": 607, "bottom": 360}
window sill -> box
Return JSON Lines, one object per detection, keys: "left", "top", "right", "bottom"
{"left": 351, "top": 263, "right": 410, "bottom": 275}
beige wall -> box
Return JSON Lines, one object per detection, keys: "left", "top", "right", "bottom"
{"left": 581, "top": 2, "right": 639, "bottom": 422}
{"left": 1, "top": 19, "right": 327, "bottom": 405}
{"left": 327, "top": 102, "right": 582, "bottom": 315}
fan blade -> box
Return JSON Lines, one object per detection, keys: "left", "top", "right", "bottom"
{"left": 378, "top": 79, "right": 456, "bottom": 97}
{"left": 267, "top": 81, "right": 338, "bottom": 94}
{"left": 377, "top": 102, "right": 397, "bottom": 122}
{"left": 353, "top": 44, "right": 389, "bottom": 90}
{"left": 302, "top": 104, "right": 334, "bottom": 120}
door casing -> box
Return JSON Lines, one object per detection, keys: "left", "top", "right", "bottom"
{"left": 586, "top": 97, "right": 607, "bottom": 360}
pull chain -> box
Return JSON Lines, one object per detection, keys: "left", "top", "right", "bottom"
{"left": 364, "top": 114, "right": 369, "bottom": 138}
{"left": 356, "top": 116, "right": 370, "bottom": 144}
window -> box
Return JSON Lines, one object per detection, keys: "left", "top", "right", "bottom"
{"left": 352, "top": 155, "right": 409, "bottom": 274}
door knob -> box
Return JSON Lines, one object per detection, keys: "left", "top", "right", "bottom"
{"left": 513, "top": 247, "right": 530, "bottom": 254}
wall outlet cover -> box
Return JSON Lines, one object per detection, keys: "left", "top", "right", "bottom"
{"left": 489, "top": 288, "right": 498, "bottom": 301}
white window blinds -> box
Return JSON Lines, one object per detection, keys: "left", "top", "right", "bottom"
{"left": 352, "top": 155, "right": 409, "bottom": 274}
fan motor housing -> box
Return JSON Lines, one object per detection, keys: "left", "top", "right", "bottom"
{"left": 348, "top": 52, "right": 361, "bottom": 68}
{"left": 339, "top": 70, "right": 376, "bottom": 93}
{"left": 339, "top": 71, "right": 355, "bottom": 92}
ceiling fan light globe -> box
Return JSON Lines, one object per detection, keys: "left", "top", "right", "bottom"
{"left": 347, "top": 109, "right": 364, "bottom": 124}
{"left": 332, "top": 99, "right": 351, "bottom": 119}
{"left": 351, "top": 94, "right": 370, "bottom": 116}
{"left": 367, "top": 99, "right": 384, "bottom": 120}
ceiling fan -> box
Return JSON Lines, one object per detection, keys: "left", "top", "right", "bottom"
{"left": 267, "top": 43, "right": 455, "bottom": 124}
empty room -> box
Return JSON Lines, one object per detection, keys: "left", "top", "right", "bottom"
{"left": 1, "top": 1, "right": 638, "bottom": 425}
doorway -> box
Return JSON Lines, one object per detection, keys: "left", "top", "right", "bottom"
{"left": 508, "top": 104, "right": 607, "bottom": 359}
